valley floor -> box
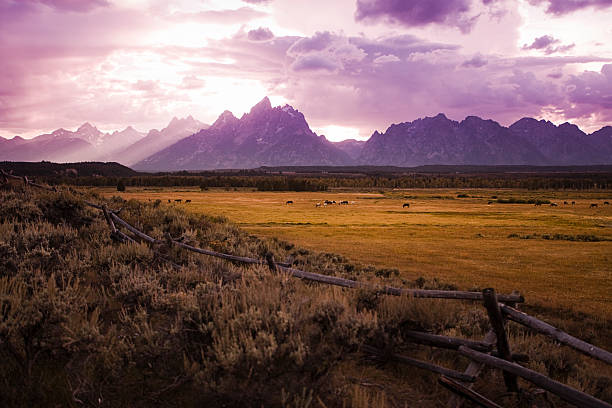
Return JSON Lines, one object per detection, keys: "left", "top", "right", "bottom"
{"left": 99, "top": 187, "right": 612, "bottom": 317}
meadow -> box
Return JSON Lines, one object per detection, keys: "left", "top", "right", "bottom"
{"left": 2, "top": 180, "right": 611, "bottom": 407}
{"left": 100, "top": 187, "right": 612, "bottom": 316}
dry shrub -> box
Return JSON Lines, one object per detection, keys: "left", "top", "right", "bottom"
{"left": 0, "top": 197, "right": 43, "bottom": 223}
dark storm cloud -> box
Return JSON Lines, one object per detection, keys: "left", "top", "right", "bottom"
{"left": 354, "top": 0, "right": 478, "bottom": 33}
{"left": 523, "top": 35, "right": 576, "bottom": 54}
{"left": 528, "top": 0, "right": 612, "bottom": 15}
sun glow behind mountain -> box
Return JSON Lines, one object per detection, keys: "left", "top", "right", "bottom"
{"left": 1, "top": 0, "right": 611, "bottom": 141}
{"left": 313, "top": 125, "right": 364, "bottom": 142}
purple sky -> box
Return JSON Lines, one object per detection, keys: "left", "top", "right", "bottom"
{"left": 1, "top": 0, "right": 611, "bottom": 141}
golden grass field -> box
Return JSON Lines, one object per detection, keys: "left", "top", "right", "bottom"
{"left": 100, "top": 187, "right": 612, "bottom": 316}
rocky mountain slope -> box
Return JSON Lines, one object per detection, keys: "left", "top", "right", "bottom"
{"left": 358, "top": 114, "right": 611, "bottom": 166}
{"left": 134, "top": 98, "right": 352, "bottom": 171}
{"left": 111, "top": 116, "right": 207, "bottom": 165}
{"left": 332, "top": 139, "right": 366, "bottom": 160}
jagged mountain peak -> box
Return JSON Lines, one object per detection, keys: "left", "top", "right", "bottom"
{"left": 134, "top": 99, "right": 352, "bottom": 171}
{"left": 559, "top": 122, "right": 582, "bottom": 132}
{"left": 249, "top": 96, "right": 272, "bottom": 114}
{"left": 78, "top": 122, "right": 98, "bottom": 132}
{"left": 212, "top": 110, "right": 239, "bottom": 128}
{"left": 433, "top": 113, "right": 449, "bottom": 120}
{"left": 52, "top": 128, "right": 69, "bottom": 135}
{"left": 511, "top": 117, "right": 556, "bottom": 129}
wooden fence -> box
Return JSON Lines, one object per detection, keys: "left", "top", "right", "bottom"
{"left": 2, "top": 170, "right": 611, "bottom": 408}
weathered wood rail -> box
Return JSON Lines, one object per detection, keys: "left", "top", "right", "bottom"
{"left": 4, "top": 172, "right": 611, "bottom": 408}
{"left": 500, "top": 303, "right": 612, "bottom": 365}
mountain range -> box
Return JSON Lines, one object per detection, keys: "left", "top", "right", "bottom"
{"left": 1, "top": 97, "right": 611, "bottom": 170}
{"left": 0, "top": 117, "right": 207, "bottom": 166}
{"left": 135, "top": 97, "right": 351, "bottom": 171}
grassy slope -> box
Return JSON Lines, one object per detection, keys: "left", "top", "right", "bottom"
{"left": 102, "top": 187, "right": 612, "bottom": 316}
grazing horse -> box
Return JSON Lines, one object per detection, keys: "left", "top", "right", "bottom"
{"left": 590, "top": 203, "right": 598, "bottom": 208}
{"left": 175, "top": 199, "right": 182, "bottom": 203}
{"left": 563, "top": 201, "right": 568, "bottom": 205}
{"left": 185, "top": 199, "right": 191, "bottom": 203}
{"left": 402, "top": 203, "right": 410, "bottom": 208}
{"left": 550, "top": 203, "right": 558, "bottom": 207}
{"left": 324, "top": 200, "right": 333, "bottom": 205}
{"left": 286, "top": 200, "right": 293, "bottom": 205}
{"left": 340, "top": 200, "right": 349, "bottom": 205}
{"left": 571, "top": 201, "right": 576, "bottom": 205}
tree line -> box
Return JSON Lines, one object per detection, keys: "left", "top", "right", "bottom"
{"left": 30, "top": 172, "right": 612, "bottom": 191}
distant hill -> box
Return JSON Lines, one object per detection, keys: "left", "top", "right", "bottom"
{"left": 134, "top": 97, "right": 352, "bottom": 171}
{"left": 0, "top": 161, "right": 138, "bottom": 177}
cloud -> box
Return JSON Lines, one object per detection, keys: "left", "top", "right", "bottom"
{"left": 287, "top": 31, "right": 335, "bottom": 54}
{"left": 523, "top": 35, "right": 576, "bottom": 54}
{"left": 373, "top": 54, "right": 401, "bottom": 64}
{"left": 528, "top": 0, "right": 612, "bottom": 15}
{"left": 287, "top": 31, "right": 367, "bottom": 73}
{"left": 291, "top": 55, "right": 341, "bottom": 72}
{"left": 354, "top": 0, "right": 479, "bottom": 33}
{"left": 461, "top": 54, "right": 488, "bottom": 68}
{"left": 25, "top": 0, "right": 109, "bottom": 13}
{"left": 170, "top": 7, "right": 266, "bottom": 24}
{"left": 132, "top": 80, "right": 159, "bottom": 91}
{"left": 524, "top": 35, "right": 558, "bottom": 50}
{"left": 248, "top": 27, "right": 274, "bottom": 41}
{"left": 1, "top": 1, "right": 611, "bottom": 139}
{"left": 566, "top": 64, "right": 612, "bottom": 111}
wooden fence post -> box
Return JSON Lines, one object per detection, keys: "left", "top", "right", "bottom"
{"left": 482, "top": 288, "right": 519, "bottom": 393}
{"left": 265, "top": 252, "right": 277, "bottom": 273}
